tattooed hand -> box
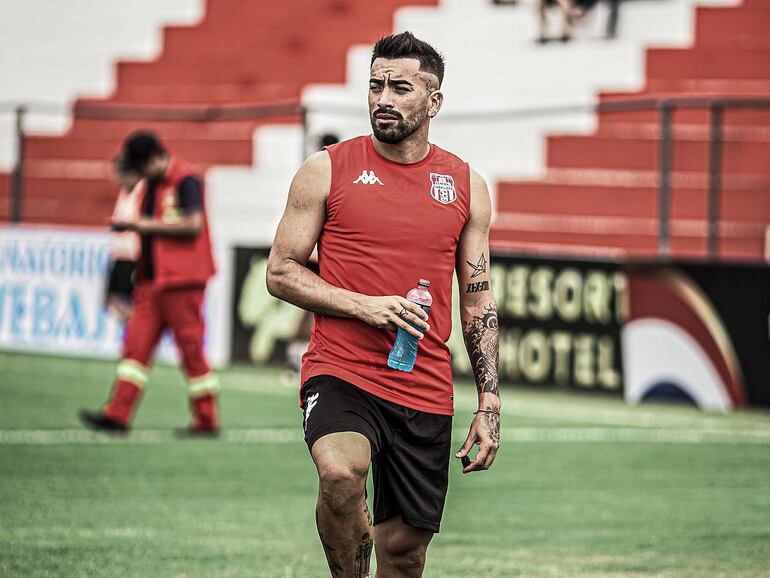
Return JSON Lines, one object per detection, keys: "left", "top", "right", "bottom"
{"left": 455, "top": 406, "right": 500, "bottom": 473}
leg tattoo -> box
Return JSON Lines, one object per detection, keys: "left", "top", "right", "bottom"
{"left": 317, "top": 510, "right": 345, "bottom": 576}
{"left": 354, "top": 533, "right": 373, "bottom": 578}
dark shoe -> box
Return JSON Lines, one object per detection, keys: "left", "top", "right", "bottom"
{"left": 174, "top": 426, "right": 220, "bottom": 439}
{"left": 78, "top": 409, "right": 128, "bottom": 433}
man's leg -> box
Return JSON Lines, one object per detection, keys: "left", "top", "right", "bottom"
{"left": 374, "top": 516, "right": 434, "bottom": 578}
{"left": 162, "top": 286, "right": 219, "bottom": 432}
{"left": 81, "top": 283, "right": 164, "bottom": 430}
{"left": 312, "top": 432, "right": 375, "bottom": 577}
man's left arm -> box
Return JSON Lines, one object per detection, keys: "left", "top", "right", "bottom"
{"left": 455, "top": 168, "right": 500, "bottom": 473}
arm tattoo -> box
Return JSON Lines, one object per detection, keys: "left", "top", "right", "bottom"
{"left": 466, "top": 253, "right": 487, "bottom": 278}
{"left": 354, "top": 533, "right": 373, "bottom": 578}
{"left": 481, "top": 406, "right": 500, "bottom": 444}
{"left": 462, "top": 303, "right": 499, "bottom": 397}
{"left": 466, "top": 281, "right": 490, "bottom": 293}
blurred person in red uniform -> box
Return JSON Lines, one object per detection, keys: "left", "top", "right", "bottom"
{"left": 267, "top": 32, "right": 500, "bottom": 577}
{"left": 79, "top": 132, "right": 219, "bottom": 436}
{"left": 105, "top": 159, "right": 143, "bottom": 320}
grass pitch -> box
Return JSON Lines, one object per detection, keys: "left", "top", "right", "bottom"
{"left": 1, "top": 352, "right": 769, "bottom": 577}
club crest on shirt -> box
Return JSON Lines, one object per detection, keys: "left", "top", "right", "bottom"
{"left": 429, "top": 173, "right": 456, "bottom": 205}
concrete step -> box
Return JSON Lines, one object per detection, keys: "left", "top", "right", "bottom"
{"left": 546, "top": 133, "right": 770, "bottom": 174}
{"left": 489, "top": 216, "right": 766, "bottom": 260}
{"left": 695, "top": 5, "right": 770, "bottom": 48}
{"left": 495, "top": 175, "right": 770, "bottom": 222}
{"left": 26, "top": 135, "right": 253, "bottom": 165}
{"left": 647, "top": 48, "right": 770, "bottom": 81}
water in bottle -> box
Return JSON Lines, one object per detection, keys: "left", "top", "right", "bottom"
{"left": 387, "top": 279, "right": 433, "bottom": 372}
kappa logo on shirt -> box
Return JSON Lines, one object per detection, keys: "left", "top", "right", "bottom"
{"left": 353, "top": 170, "right": 384, "bottom": 186}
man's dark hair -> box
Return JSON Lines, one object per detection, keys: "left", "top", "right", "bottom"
{"left": 119, "top": 131, "right": 167, "bottom": 172}
{"left": 371, "top": 32, "right": 445, "bottom": 88}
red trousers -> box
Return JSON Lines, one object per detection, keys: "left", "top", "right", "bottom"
{"left": 103, "top": 282, "right": 218, "bottom": 429}
{"left": 123, "top": 282, "right": 209, "bottom": 376}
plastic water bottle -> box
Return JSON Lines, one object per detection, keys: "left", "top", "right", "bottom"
{"left": 387, "top": 279, "right": 433, "bottom": 372}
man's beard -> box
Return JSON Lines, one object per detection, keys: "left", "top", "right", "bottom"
{"left": 370, "top": 109, "right": 426, "bottom": 144}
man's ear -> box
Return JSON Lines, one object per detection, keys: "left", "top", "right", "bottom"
{"left": 428, "top": 90, "right": 444, "bottom": 118}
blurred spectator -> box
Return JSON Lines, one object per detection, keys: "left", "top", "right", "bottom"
{"left": 574, "top": 0, "right": 621, "bottom": 39}
{"left": 537, "top": 0, "right": 579, "bottom": 42}
{"left": 318, "top": 133, "right": 340, "bottom": 150}
{"left": 537, "top": 0, "right": 621, "bottom": 42}
{"left": 79, "top": 132, "right": 219, "bottom": 436}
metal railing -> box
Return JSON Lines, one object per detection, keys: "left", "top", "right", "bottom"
{"left": 598, "top": 96, "right": 770, "bottom": 259}
{"left": 3, "top": 96, "right": 770, "bottom": 260}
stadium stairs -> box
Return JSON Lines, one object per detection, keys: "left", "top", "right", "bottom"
{"left": 0, "top": 0, "right": 435, "bottom": 225}
{"left": 3, "top": 0, "right": 766, "bottom": 263}
{"left": 212, "top": 0, "right": 751, "bottom": 249}
{"left": 0, "top": 0, "right": 203, "bottom": 212}
{"left": 491, "top": 0, "right": 770, "bottom": 260}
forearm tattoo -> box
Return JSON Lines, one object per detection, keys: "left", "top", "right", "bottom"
{"left": 462, "top": 303, "right": 500, "bottom": 397}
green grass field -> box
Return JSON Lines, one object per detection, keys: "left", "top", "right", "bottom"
{"left": 1, "top": 352, "right": 769, "bottom": 577}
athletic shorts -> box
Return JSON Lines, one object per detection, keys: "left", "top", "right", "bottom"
{"left": 301, "top": 374, "right": 453, "bottom": 533}
{"left": 106, "top": 259, "right": 135, "bottom": 300}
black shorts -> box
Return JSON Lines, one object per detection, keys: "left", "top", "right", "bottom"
{"left": 301, "top": 374, "right": 453, "bottom": 533}
{"left": 106, "top": 259, "right": 135, "bottom": 300}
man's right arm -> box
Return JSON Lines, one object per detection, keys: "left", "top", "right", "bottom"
{"left": 266, "top": 151, "right": 429, "bottom": 339}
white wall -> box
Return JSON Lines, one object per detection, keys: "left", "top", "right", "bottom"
{"left": 0, "top": 0, "right": 203, "bottom": 170}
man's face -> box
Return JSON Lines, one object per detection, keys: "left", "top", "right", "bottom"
{"left": 141, "top": 155, "right": 167, "bottom": 181}
{"left": 368, "top": 57, "right": 441, "bottom": 145}
{"left": 116, "top": 169, "right": 141, "bottom": 191}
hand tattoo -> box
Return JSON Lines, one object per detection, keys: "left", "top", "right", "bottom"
{"left": 481, "top": 407, "right": 500, "bottom": 445}
{"left": 462, "top": 303, "right": 499, "bottom": 397}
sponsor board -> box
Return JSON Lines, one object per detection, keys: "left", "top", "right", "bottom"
{"left": 228, "top": 246, "right": 770, "bottom": 410}
{"left": 0, "top": 226, "right": 225, "bottom": 366}
{"left": 623, "top": 263, "right": 769, "bottom": 410}
{"left": 452, "top": 255, "right": 627, "bottom": 393}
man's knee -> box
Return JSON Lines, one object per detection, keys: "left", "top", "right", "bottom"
{"left": 376, "top": 531, "right": 429, "bottom": 573}
{"left": 317, "top": 462, "right": 367, "bottom": 516}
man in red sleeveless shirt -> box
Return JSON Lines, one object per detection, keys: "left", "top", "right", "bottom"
{"left": 79, "top": 132, "right": 220, "bottom": 436}
{"left": 268, "top": 33, "right": 500, "bottom": 576}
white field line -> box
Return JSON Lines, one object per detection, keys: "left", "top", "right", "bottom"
{"left": 1, "top": 427, "right": 769, "bottom": 445}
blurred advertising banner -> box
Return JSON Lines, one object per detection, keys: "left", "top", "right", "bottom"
{"left": 231, "top": 247, "right": 314, "bottom": 368}
{"left": 0, "top": 226, "right": 122, "bottom": 357}
{"left": 623, "top": 263, "right": 770, "bottom": 411}
{"left": 230, "top": 248, "right": 626, "bottom": 394}
{"left": 470, "top": 255, "right": 627, "bottom": 393}
{"left": 230, "top": 247, "right": 770, "bottom": 411}
{"left": 0, "top": 226, "right": 225, "bottom": 365}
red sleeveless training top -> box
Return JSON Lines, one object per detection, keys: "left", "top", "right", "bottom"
{"left": 301, "top": 135, "right": 470, "bottom": 415}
